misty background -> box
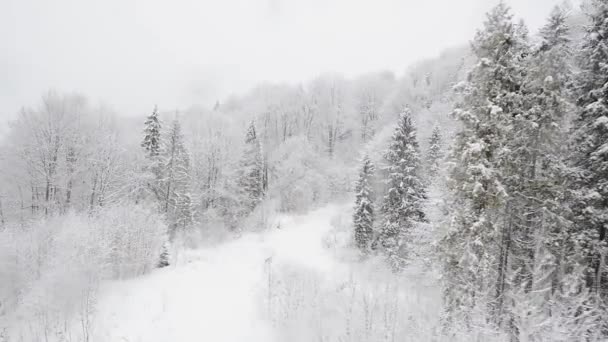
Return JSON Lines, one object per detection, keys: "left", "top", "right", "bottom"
{"left": 1, "top": 0, "right": 573, "bottom": 135}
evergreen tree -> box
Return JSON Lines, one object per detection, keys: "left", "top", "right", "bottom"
{"left": 142, "top": 105, "right": 162, "bottom": 158}
{"left": 497, "top": 7, "right": 576, "bottom": 337}
{"left": 238, "top": 121, "right": 265, "bottom": 214}
{"left": 569, "top": 0, "right": 608, "bottom": 310}
{"left": 353, "top": 155, "right": 375, "bottom": 254}
{"left": 139, "top": 105, "right": 163, "bottom": 204}
{"left": 377, "top": 107, "right": 427, "bottom": 271}
{"left": 161, "top": 118, "right": 193, "bottom": 236}
{"left": 441, "top": 1, "right": 529, "bottom": 326}
{"left": 157, "top": 242, "right": 170, "bottom": 268}
{"left": 518, "top": 0, "right": 573, "bottom": 312}
{"left": 426, "top": 125, "right": 443, "bottom": 179}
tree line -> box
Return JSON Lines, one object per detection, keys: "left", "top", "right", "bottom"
{"left": 351, "top": 1, "right": 608, "bottom": 340}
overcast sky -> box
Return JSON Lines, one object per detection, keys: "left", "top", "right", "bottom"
{"left": 1, "top": 0, "right": 574, "bottom": 129}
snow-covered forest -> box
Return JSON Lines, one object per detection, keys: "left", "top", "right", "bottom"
{"left": 2, "top": 0, "right": 608, "bottom": 341}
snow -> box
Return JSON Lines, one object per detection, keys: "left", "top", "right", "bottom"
{"left": 490, "top": 104, "right": 503, "bottom": 115}
{"left": 594, "top": 115, "right": 608, "bottom": 128}
{"left": 90, "top": 205, "right": 346, "bottom": 342}
{"left": 83, "top": 203, "right": 443, "bottom": 342}
{"left": 468, "top": 142, "right": 483, "bottom": 154}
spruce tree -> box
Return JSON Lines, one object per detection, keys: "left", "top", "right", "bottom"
{"left": 493, "top": 7, "right": 576, "bottom": 337}
{"left": 353, "top": 155, "right": 375, "bottom": 255}
{"left": 377, "top": 107, "right": 427, "bottom": 271}
{"left": 519, "top": 0, "right": 573, "bottom": 312}
{"left": 142, "top": 105, "right": 162, "bottom": 158}
{"left": 161, "top": 118, "right": 193, "bottom": 236}
{"left": 426, "top": 125, "right": 443, "bottom": 179}
{"left": 569, "top": 0, "right": 608, "bottom": 307}
{"left": 157, "top": 242, "right": 170, "bottom": 268}
{"left": 140, "top": 105, "right": 163, "bottom": 204}
{"left": 441, "top": 1, "right": 529, "bottom": 325}
{"left": 238, "top": 121, "right": 265, "bottom": 214}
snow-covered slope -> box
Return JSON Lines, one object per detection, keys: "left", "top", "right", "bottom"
{"left": 89, "top": 203, "right": 442, "bottom": 342}
{"left": 91, "top": 205, "right": 347, "bottom": 342}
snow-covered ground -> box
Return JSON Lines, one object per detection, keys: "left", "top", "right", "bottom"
{"left": 90, "top": 205, "right": 343, "bottom": 341}
{"left": 89, "top": 204, "right": 442, "bottom": 342}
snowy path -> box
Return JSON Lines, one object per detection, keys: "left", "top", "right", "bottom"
{"left": 91, "top": 205, "right": 345, "bottom": 342}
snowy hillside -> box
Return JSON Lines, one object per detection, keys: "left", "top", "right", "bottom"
{"left": 90, "top": 204, "right": 441, "bottom": 342}
{"left": 4, "top": 1, "right": 608, "bottom": 341}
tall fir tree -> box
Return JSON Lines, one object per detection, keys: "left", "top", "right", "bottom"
{"left": 161, "top": 118, "right": 193, "bottom": 236}
{"left": 426, "top": 125, "right": 444, "bottom": 179}
{"left": 441, "top": 1, "right": 529, "bottom": 327}
{"left": 353, "top": 155, "right": 375, "bottom": 255}
{"left": 377, "top": 107, "right": 427, "bottom": 271}
{"left": 569, "top": 0, "right": 608, "bottom": 314}
{"left": 513, "top": 4, "right": 574, "bottom": 332}
{"left": 238, "top": 121, "right": 265, "bottom": 214}
{"left": 142, "top": 105, "right": 162, "bottom": 158}
{"left": 139, "top": 105, "right": 163, "bottom": 203}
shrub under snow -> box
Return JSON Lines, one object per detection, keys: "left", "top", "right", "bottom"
{"left": 0, "top": 204, "right": 167, "bottom": 341}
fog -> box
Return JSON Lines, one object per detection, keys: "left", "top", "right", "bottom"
{"left": 4, "top": 1, "right": 607, "bottom": 341}
{"left": 1, "top": 0, "right": 572, "bottom": 128}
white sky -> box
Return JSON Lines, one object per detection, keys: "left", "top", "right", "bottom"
{"left": 0, "top": 0, "right": 573, "bottom": 127}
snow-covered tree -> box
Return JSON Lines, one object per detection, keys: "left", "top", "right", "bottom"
{"left": 569, "top": 0, "right": 608, "bottom": 310}
{"left": 157, "top": 242, "right": 170, "bottom": 268}
{"left": 377, "top": 107, "right": 427, "bottom": 271}
{"left": 138, "top": 106, "right": 164, "bottom": 205}
{"left": 141, "top": 106, "right": 162, "bottom": 158}
{"left": 160, "top": 118, "right": 193, "bottom": 236}
{"left": 353, "top": 155, "right": 375, "bottom": 254}
{"left": 237, "top": 121, "right": 265, "bottom": 214}
{"left": 441, "top": 1, "right": 528, "bottom": 326}
{"left": 500, "top": 6, "right": 576, "bottom": 337}
{"left": 357, "top": 86, "right": 381, "bottom": 143}
{"left": 426, "top": 125, "right": 443, "bottom": 179}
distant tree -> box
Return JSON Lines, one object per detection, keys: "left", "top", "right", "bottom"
{"left": 377, "top": 108, "right": 427, "bottom": 271}
{"left": 237, "top": 121, "right": 265, "bottom": 214}
{"left": 358, "top": 88, "right": 380, "bottom": 143}
{"left": 426, "top": 125, "right": 443, "bottom": 179}
{"left": 157, "top": 242, "right": 170, "bottom": 268}
{"left": 160, "top": 118, "right": 193, "bottom": 236}
{"left": 140, "top": 105, "right": 163, "bottom": 203}
{"left": 142, "top": 106, "right": 162, "bottom": 158}
{"left": 353, "top": 155, "right": 375, "bottom": 254}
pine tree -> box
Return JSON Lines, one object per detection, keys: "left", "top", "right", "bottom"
{"left": 139, "top": 105, "right": 163, "bottom": 204}
{"left": 501, "top": 7, "right": 575, "bottom": 337}
{"left": 569, "top": 0, "right": 608, "bottom": 310}
{"left": 441, "top": 1, "right": 529, "bottom": 326}
{"left": 157, "top": 242, "right": 170, "bottom": 268}
{"left": 238, "top": 121, "right": 265, "bottom": 214}
{"left": 142, "top": 105, "right": 162, "bottom": 158}
{"left": 161, "top": 118, "right": 193, "bottom": 236}
{"left": 377, "top": 107, "right": 427, "bottom": 271}
{"left": 426, "top": 125, "right": 443, "bottom": 179}
{"left": 353, "top": 155, "right": 375, "bottom": 255}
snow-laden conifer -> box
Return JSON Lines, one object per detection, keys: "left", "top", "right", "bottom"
{"left": 161, "top": 119, "right": 194, "bottom": 236}
{"left": 377, "top": 108, "right": 427, "bottom": 271}
{"left": 569, "top": 0, "right": 608, "bottom": 310}
{"left": 426, "top": 125, "right": 443, "bottom": 179}
{"left": 353, "top": 155, "right": 375, "bottom": 254}
{"left": 238, "top": 121, "right": 265, "bottom": 213}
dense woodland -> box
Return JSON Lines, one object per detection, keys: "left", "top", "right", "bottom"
{"left": 2, "top": 0, "right": 608, "bottom": 341}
